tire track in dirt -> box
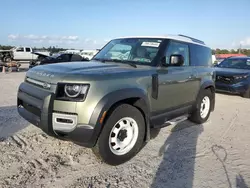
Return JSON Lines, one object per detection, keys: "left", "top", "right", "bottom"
{"left": 10, "top": 135, "right": 28, "bottom": 149}
{"left": 0, "top": 129, "right": 98, "bottom": 188}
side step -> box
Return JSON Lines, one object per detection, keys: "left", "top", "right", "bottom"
{"left": 165, "top": 115, "right": 188, "bottom": 126}
{"left": 154, "top": 115, "right": 188, "bottom": 128}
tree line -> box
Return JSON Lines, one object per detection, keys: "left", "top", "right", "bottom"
{"left": 212, "top": 49, "right": 250, "bottom": 56}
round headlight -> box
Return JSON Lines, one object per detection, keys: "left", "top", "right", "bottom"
{"left": 64, "top": 84, "right": 82, "bottom": 98}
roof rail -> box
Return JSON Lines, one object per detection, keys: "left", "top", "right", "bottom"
{"left": 178, "top": 34, "right": 205, "bottom": 45}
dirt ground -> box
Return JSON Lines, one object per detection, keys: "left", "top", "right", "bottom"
{"left": 0, "top": 69, "right": 250, "bottom": 188}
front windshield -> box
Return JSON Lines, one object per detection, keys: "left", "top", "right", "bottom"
{"left": 93, "top": 38, "right": 163, "bottom": 65}
{"left": 44, "top": 53, "right": 60, "bottom": 60}
{"left": 217, "top": 58, "right": 250, "bottom": 69}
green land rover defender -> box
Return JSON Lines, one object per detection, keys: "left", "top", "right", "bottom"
{"left": 17, "top": 35, "right": 215, "bottom": 165}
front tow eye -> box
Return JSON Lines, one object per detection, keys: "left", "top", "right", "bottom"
{"left": 118, "top": 129, "right": 127, "bottom": 142}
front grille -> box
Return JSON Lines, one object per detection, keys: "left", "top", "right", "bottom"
{"left": 17, "top": 82, "right": 52, "bottom": 121}
{"left": 25, "top": 77, "right": 51, "bottom": 90}
{"left": 216, "top": 75, "right": 234, "bottom": 84}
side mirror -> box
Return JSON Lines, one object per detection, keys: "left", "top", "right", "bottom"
{"left": 170, "top": 54, "right": 184, "bottom": 66}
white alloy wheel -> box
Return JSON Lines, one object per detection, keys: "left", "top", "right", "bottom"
{"left": 109, "top": 117, "right": 139, "bottom": 156}
{"left": 200, "top": 96, "right": 210, "bottom": 119}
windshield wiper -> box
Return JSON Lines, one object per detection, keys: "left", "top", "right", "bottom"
{"left": 125, "top": 62, "right": 137, "bottom": 68}
{"left": 109, "top": 59, "right": 137, "bottom": 68}
{"left": 92, "top": 58, "right": 106, "bottom": 63}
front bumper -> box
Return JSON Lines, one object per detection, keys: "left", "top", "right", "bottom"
{"left": 17, "top": 82, "right": 97, "bottom": 147}
{"left": 215, "top": 81, "right": 249, "bottom": 94}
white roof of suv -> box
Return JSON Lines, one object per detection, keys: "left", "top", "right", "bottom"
{"left": 115, "top": 34, "right": 208, "bottom": 47}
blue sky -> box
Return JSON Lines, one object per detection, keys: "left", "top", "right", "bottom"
{"left": 2, "top": 0, "right": 250, "bottom": 49}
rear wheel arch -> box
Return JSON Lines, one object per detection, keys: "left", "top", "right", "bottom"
{"left": 196, "top": 81, "right": 215, "bottom": 111}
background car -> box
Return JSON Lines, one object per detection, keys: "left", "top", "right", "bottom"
{"left": 80, "top": 50, "right": 99, "bottom": 60}
{"left": 214, "top": 56, "right": 250, "bottom": 98}
{"left": 29, "top": 53, "right": 86, "bottom": 69}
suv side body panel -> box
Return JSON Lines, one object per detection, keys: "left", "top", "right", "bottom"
{"left": 150, "top": 39, "right": 201, "bottom": 127}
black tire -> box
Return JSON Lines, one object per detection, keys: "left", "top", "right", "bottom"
{"left": 92, "top": 103, "right": 145, "bottom": 166}
{"left": 4, "top": 57, "right": 11, "bottom": 62}
{"left": 241, "top": 88, "right": 250, "bottom": 98}
{"left": 189, "top": 89, "right": 213, "bottom": 124}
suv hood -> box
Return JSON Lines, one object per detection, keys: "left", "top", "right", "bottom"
{"left": 26, "top": 60, "right": 154, "bottom": 84}
{"left": 214, "top": 67, "right": 250, "bottom": 76}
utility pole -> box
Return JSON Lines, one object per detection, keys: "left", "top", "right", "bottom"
{"left": 239, "top": 44, "right": 242, "bottom": 54}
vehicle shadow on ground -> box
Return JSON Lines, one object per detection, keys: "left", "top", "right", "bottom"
{"left": 151, "top": 121, "right": 203, "bottom": 188}
{"left": 0, "top": 105, "right": 29, "bottom": 141}
{"left": 236, "top": 174, "right": 249, "bottom": 188}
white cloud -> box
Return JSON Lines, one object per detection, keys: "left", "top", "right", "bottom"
{"left": 8, "top": 34, "right": 20, "bottom": 40}
{"left": 240, "top": 37, "right": 250, "bottom": 47}
{"left": 8, "top": 34, "right": 80, "bottom": 44}
{"left": 232, "top": 37, "right": 250, "bottom": 48}
{"left": 7, "top": 34, "right": 108, "bottom": 49}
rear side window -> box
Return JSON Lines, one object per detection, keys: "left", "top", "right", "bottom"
{"left": 25, "top": 48, "right": 31, "bottom": 52}
{"left": 189, "top": 44, "right": 212, "bottom": 66}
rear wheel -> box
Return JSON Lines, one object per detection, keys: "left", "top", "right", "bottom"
{"left": 241, "top": 88, "right": 250, "bottom": 98}
{"left": 92, "top": 104, "right": 145, "bottom": 165}
{"left": 4, "top": 57, "right": 11, "bottom": 62}
{"left": 189, "top": 89, "right": 212, "bottom": 124}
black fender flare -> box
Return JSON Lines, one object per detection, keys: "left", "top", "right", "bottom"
{"left": 88, "top": 88, "right": 151, "bottom": 146}
{"left": 195, "top": 80, "right": 215, "bottom": 111}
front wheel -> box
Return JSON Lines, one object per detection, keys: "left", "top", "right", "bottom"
{"left": 189, "top": 89, "right": 213, "bottom": 124}
{"left": 92, "top": 104, "right": 145, "bottom": 166}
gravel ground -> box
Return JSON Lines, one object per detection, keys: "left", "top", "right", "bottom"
{"left": 0, "top": 69, "right": 250, "bottom": 188}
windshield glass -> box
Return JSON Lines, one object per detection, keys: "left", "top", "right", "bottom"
{"left": 44, "top": 53, "right": 60, "bottom": 60}
{"left": 217, "top": 58, "right": 250, "bottom": 69}
{"left": 93, "top": 38, "right": 163, "bottom": 65}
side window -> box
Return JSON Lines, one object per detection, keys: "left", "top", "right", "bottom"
{"left": 71, "top": 54, "right": 82, "bottom": 61}
{"left": 165, "top": 41, "right": 190, "bottom": 66}
{"left": 16, "top": 47, "right": 24, "bottom": 52}
{"left": 57, "top": 54, "right": 70, "bottom": 62}
{"left": 25, "top": 48, "right": 31, "bottom": 52}
{"left": 189, "top": 44, "right": 212, "bottom": 66}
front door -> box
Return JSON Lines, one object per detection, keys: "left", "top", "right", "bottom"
{"left": 13, "top": 47, "right": 25, "bottom": 60}
{"left": 24, "top": 47, "right": 32, "bottom": 60}
{"left": 151, "top": 40, "right": 200, "bottom": 114}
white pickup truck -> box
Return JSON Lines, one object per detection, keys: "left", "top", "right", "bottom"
{"left": 0, "top": 46, "right": 50, "bottom": 63}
